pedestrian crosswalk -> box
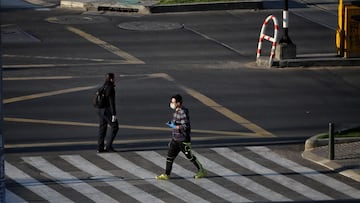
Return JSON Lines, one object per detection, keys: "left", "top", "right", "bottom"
{"left": 5, "top": 146, "right": 360, "bottom": 202}
{"left": 214, "top": 148, "right": 332, "bottom": 201}
{"left": 137, "top": 151, "right": 247, "bottom": 202}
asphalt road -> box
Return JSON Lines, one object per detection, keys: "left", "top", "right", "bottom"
{"left": 2, "top": 1, "right": 360, "bottom": 203}
{"left": 2, "top": 0, "right": 360, "bottom": 151}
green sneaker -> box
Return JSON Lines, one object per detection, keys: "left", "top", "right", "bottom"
{"left": 194, "top": 169, "right": 207, "bottom": 179}
{"left": 156, "top": 174, "right": 170, "bottom": 180}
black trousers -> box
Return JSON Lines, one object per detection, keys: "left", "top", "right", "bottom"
{"left": 97, "top": 108, "right": 119, "bottom": 150}
{"left": 165, "top": 139, "right": 201, "bottom": 175}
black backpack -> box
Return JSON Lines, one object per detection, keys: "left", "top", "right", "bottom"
{"left": 93, "top": 86, "right": 107, "bottom": 108}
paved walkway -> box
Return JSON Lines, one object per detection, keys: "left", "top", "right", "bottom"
{"left": 303, "top": 141, "right": 360, "bottom": 182}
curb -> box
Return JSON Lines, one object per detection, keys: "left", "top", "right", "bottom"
{"left": 60, "top": 0, "right": 264, "bottom": 13}
{"left": 149, "top": 1, "right": 262, "bottom": 13}
{"left": 60, "top": 1, "right": 145, "bottom": 13}
{"left": 303, "top": 135, "right": 360, "bottom": 182}
{"left": 276, "top": 57, "right": 360, "bottom": 68}
{"left": 302, "top": 149, "right": 360, "bottom": 182}
{"left": 267, "top": 53, "right": 360, "bottom": 68}
{"left": 304, "top": 134, "right": 360, "bottom": 151}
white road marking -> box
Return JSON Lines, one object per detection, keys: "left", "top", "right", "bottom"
{"left": 98, "top": 153, "right": 210, "bottom": 203}
{"left": 212, "top": 147, "right": 333, "bottom": 201}
{"left": 6, "top": 189, "right": 29, "bottom": 203}
{"left": 137, "top": 151, "right": 251, "bottom": 202}
{"left": 22, "top": 157, "right": 118, "bottom": 203}
{"left": 5, "top": 161, "right": 73, "bottom": 203}
{"left": 192, "top": 152, "right": 291, "bottom": 201}
{"left": 247, "top": 146, "right": 360, "bottom": 199}
{"left": 60, "top": 155, "right": 165, "bottom": 203}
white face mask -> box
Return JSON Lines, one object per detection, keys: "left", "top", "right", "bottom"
{"left": 170, "top": 103, "right": 176, "bottom": 110}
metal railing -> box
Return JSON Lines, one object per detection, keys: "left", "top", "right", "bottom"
{"left": 256, "top": 15, "right": 279, "bottom": 67}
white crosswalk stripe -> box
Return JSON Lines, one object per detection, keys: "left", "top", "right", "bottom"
{"left": 136, "top": 150, "right": 250, "bottom": 202}
{"left": 5, "top": 161, "right": 73, "bottom": 203}
{"left": 99, "top": 153, "right": 210, "bottom": 203}
{"left": 247, "top": 146, "right": 360, "bottom": 199}
{"left": 192, "top": 151, "right": 291, "bottom": 201}
{"left": 5, "top": 147, "right": 360, "bottom": 202}
{"left": 22, "top": 156, "right": 118, "bottom": 203}
{"left": 6, "top": 189, "right": 28, "bottom": 203}
{"left": 212, "top": 147, "right": 333, "bottom": 201}
{"left": 60, "top": 155, "right": 165, "bottom": 203}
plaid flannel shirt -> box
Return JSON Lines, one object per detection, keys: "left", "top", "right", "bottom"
{"left": 171, "top": 107, "right": 191, "bottom": 142}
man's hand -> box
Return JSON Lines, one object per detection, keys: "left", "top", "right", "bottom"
{"left": 166, "top": 121, "right": 176, "bottom": 129}
{"left": 112, "top": 115, "right": 117, "bottom": 122}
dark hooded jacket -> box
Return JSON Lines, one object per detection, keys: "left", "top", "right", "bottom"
{"left": 102, "top": 81, "right": 116, "bottom": 116}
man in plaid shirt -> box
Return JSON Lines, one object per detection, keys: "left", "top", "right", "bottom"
{"left": 156, "top": 94, "right": 206, "bottom": 180}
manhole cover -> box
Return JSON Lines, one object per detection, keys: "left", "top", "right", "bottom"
{"left": 46, "top": 15, "right": 109, "bottom": 24}
{"left": 118, "top": 21, "right": 183, "bottom": 31}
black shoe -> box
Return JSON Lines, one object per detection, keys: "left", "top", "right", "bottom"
{"left": 105, "top": 147, "right": 117, "bottom": 152}
{"left": 97, "top": 149, "right": 106, "bottom": 153}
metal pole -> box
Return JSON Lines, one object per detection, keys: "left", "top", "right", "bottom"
{"left": 279, "top": 0, "right": 293, "bottom": 44}
{"left": 329, "top": 123, "right": 335, "bottom": 160}
{"left": 276, "top": 0, "right": 296, "bottom": 59}
{"left": 0, "top": 36, "right": 5, "bottom": 202}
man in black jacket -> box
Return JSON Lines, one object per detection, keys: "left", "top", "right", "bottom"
{"left": 156, "top": 94, "right": 206, "bottom": 180}
{"left": 97, "top": 73, "right": 119, "bottom": 153}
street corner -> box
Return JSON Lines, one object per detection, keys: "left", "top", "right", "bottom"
{"left": 302, "top": 135, "right": 360, "bottom": 183}
{"left": 302, "top": 145, "right": 360, "bottom": 183}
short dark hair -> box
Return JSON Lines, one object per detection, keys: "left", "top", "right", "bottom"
{"left": 171, "top": 94, "right": 183, "bottom": 104}
{"left": 106, "top": 73, "right": 115, "bottom": 82}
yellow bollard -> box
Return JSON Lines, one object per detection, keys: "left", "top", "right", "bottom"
{"left": 336, "top": 0, "right": 345, "bottom": 56}
{"left": 344, "top": 4, "right": 360, "bottom": 58}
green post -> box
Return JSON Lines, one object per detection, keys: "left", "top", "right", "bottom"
{"left": 329, "top": 123, "right": 335, "bottom": 160}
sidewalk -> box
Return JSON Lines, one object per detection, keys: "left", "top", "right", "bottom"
{"left": 59, "top": 0, "right": 264, "bottom": 13}
{"left": 303, "top": 136, "right": 360, "bottom": 182}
